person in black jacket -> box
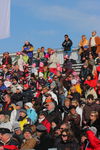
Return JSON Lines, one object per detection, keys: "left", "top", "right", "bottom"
{"left": 62, "top": 34, "right": 73, "bottom": 56}
{"left": 55, "top": 129, "right": 79, "bottom": 150}
{"left": 22, "top": 84, "right": 34, "bottom": 104}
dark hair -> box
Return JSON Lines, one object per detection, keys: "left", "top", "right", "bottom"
{"left": 61, "top": 129, "right": 73, "bottom": 140}
{"left": 87, "top": 94, "right": 94, "bottom": 100}
{"left": 64, "top": 34, "right": 68, "bottom": 38}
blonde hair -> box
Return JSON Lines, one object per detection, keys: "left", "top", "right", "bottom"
{"left": 90, "top": 111, "right": 99, "bottom": 118}
{"left": 71, "top": 100, "right": 79, "bottom": 106}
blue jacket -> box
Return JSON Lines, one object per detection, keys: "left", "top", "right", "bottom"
{"left": 27, "top": 108, "right": 37, "bottom": 124}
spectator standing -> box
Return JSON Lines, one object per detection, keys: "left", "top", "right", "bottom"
{"left": 62, "top": 34, "right": 73, "bottom": 56}
{"left": 22, "top": 41, "right": 34, "bottom": 65}
{"left": 89, "top": 31, "right": 100, "bottom": 57}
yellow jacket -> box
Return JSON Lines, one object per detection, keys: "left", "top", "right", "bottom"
{"left": 19, "top": 117, "right": 29, "bottom": 130}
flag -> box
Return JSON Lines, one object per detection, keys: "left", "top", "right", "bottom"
{"left": 0, "top": 0, "right": 11, "bottom": 39}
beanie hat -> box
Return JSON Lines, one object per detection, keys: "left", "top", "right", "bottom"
{"left": 89, "top": 126, "right": 97, "bottom": 135}
{"left": 36, "top": 124, "right": 47, "bottom": 132}
{"left": 19, "top": 109, "right": 27, "bottom": 114}
{"left": 16, "top": 101, "right": 23, "bottom": 107}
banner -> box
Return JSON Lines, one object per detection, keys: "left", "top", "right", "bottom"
{"left": 0, "top": 0, "right": 11, "bottom": 39}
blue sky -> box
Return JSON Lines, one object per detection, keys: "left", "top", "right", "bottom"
{"left": 0, "top": 0, "right": 100, "bottom": 53}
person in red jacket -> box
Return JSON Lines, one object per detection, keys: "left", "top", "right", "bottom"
{"left": 80, "top": 126, "right": 100, "bottom": 150}
{"left": 38, "top": 111, "right": 51, "bottom": 133}
{"left": 86, "top": 128, "right": 100, "bottom": 150}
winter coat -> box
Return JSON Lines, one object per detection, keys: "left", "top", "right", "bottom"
{"left": 10, "top": 109, "right": 20, "bottom": 125}
{"left": 22, "top": 89, "right": 33, "bottom": 103}
{"left": 0, "top": 115, "right": 12, "bottom": 131}
{"left": 2, "top": 137, "right": 19, "bottom": 150}
{"left": 87, "top": 119, "right": 100, "bottom": 136}
{"left": 62, "top": 39, "right": 73, "bottom": 51}
{"left": 20, "top": 137, "right": 36, "bottom": 150}
{"left": 35, "top": 133, "right": 54, "bottom": 150}
{"left": 64, "top": 113, "right": 81, "bottom": 128}
{"left": 41, "top": 119, "right": 51, "bottom": 133}
{"left": 82, "top": 103, "right": 100, "bottom": 123}
{"left": 48, "top": 53, "right": 59, "bottom": 68}
{"left": 2, "top": 56, "right": 12, "bottom": 65}
{"left": 46, "top": 108, "right": 62, "bottom": 125}
{"left": 80, "top": 67, "right": 91, "bottom": 81}
{"left": 89, "top": 36, "right": 100, "bottom": 54}
{"left": 27, "top": 108, "right": 37, "bottom": 124}
{"left": 11, "top": 93, "right": 23, "bottom": 104}
{"left": 84, "top": 79, "right": 97, "bottom": 88}
{"left": 18, "top": 116, "right": 30, "bottom": 130}
{"left": 55, "top": 138, "right": 79, "bottom": 150}
{"left": 85, "top": 130, "right": 100, "bottom": 150}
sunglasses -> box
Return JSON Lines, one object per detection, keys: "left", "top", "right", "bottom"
{"left": 90, "top": 114, "right": 95, "bottom": 117}
{"left": 60, "top": 128, "right": 65, "bottom": 130}
{"left": 61, "top": 134, "right": 68, "bottom": 137}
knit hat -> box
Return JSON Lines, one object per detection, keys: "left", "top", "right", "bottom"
{"left": 16, "top": 101, "right": 23, "bottom": 108}
{"left": 89, "top": 126, "right": 97, "bottom": 135}
{"left": 36, "top": 124, "right": 47, "bottom": 132}
{"left": 23, "top": 128, "right": 33, "bottom": 135}
{"left": 24, "top": 102, "right": 33, "bottom": 108}
{"left": 19, "top": 109, "right": 27, "bottom": 114}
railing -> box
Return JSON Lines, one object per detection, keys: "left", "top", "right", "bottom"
{"left": 0, "top": 48, "right": 79, "bottom": 65}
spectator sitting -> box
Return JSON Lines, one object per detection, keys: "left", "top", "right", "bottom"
{"left": 18, "top": 109, "right": 31, "bottom": 131}
{"left": 24, "top": 102, "right": 37, "bottom": 124}
{"left": 20, "top": 128, "right": 36, "bottom": 150}
{"left": 0, "top": 128, "right": 19, "bottom": 150}
{"left": 82, "top": 94, "right": 100, "bottom": 126}
{"left": 37, "top": 111, "right": 51, "bottom": 133}
{"left": 0, "top": 111, "right": 12, "bottom": 131}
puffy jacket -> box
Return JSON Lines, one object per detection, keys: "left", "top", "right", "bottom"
{"left": 41, "top": 119, "right": 51, "bottom": 133}
{"left": 27, "top": 108, "right": 37, "bottom": 124}
{"left": 86, "top": 130, "right": 100, "bottom": 150}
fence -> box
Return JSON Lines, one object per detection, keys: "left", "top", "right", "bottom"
{"left": 0, "top": 48, "right": 80, "bottom": 65}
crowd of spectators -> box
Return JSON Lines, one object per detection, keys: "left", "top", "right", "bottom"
{"left": 0, "top": 31, "right": 100, "bottom": 150}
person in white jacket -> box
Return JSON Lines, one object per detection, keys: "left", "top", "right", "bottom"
{"left": 48, "top": 49, "right": 59, "bottom": 75}
{"left": 0, "top": 111, "right": 12, "bottom": 131}
{"left": 10, "top": 101, "right": 23, "bottom": 126}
